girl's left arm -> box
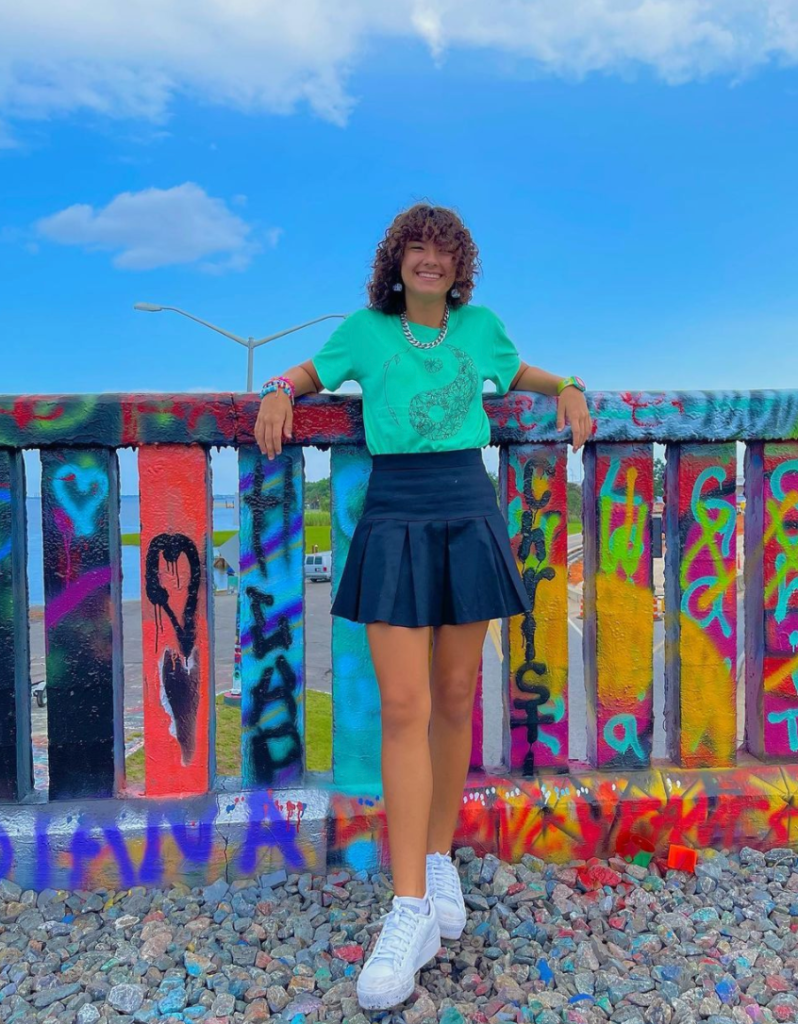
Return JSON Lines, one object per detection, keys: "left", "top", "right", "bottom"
{"left": 508, "top": 362, "right": 594, "bottom": 451}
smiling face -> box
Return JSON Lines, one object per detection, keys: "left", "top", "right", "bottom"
{"left": 400, "top": 238, "right": 458, "bottom": 306}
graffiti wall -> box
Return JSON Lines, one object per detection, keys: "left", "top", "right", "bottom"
{"left": 665, "top": 443, "right": 737, "bottom": 768}
{"left": 502, "top": 444, "right": 569, "bottom": 775}
{"left": 330, "top": 447, "right": 381, "bottom": 786}
{"left": 2, "top": 389, "right": 798, "bottom": 450}
{"left": 41, "top": 448, "right": 123, "bottom": 799}
{"left": 745, "top": 441, "right": 798, "bottom": 760}
{"left": 0, "top": 392, "right": 797, "bottom": 883}
{"left": 139, "top": 445, "right": 214, "bottom": 797}
{"left": 239, "top": 446, "right": 305, "bottom": 787}
{"left": 0, "top": 763, "right": 796, "bottom": 890}
{"left": 0, "top": 450, "right": 31, "bottom": 801}
{"left": 583, "top": 443, "right": 654, "bottom": 769}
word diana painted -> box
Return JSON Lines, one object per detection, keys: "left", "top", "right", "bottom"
{"left": 1, "top": 763, "right": 798, "bottom": 890}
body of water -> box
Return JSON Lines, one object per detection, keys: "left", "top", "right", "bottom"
{"left": 24, "top": 495, "right": 238, "bottom": 606}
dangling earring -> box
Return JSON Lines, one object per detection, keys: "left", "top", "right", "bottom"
{"left": 392, "top": 281, "right": 403, "bottom": 292}
{"left": 450, "top": 287, "right": 461, "bottom": 299}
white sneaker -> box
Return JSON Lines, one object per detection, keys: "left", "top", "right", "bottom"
{"left": 426, "top": 852, "right": 467, "bottom": 940}
{"left": 356, "top": 897, "right": 441, "bottom": 1010}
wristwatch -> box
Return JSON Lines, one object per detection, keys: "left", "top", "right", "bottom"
{"left": 556, "top": 375, "right": 586, "bottom": 395}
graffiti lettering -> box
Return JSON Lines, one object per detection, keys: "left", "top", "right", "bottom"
{"left": 604, "top": 714, "right": 646, "bottom": 760}
{"left": 510, "top": 682, "right": 554, "bottom": 777}
{"left": 767, "top": 708, "right": 798, "bottom": 752}
{"left": 509, "top": 452, "right": 566, "bottom": 775}
{"left": 240, "top": 451, "right": 302, "bottom": 786}
{"left": 669, "top": 447, "right": 737, "bottom": 768}
{"left": 599, "top": 461, "right": 647, "bottom": 579}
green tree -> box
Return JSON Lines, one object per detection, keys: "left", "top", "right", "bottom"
{"left": 567, "top": 481, "right": 582, "bottom": 522}
{"left": 305, "top": 477, "right": 330, "bottom": 513}
{"left": 654, "top": 457, "right": 665, "bottom": 499}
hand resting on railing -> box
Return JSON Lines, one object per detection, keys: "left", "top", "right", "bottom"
{"left": 255, "top": 360, "right": 320, "bottom": 459}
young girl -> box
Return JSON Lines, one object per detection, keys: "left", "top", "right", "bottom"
{"left": 254, "top": 203, "right": 592, "bottom": 1011}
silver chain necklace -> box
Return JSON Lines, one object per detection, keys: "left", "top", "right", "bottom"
{"left": 399, "top": 304, "right": 450, "bottom": 349}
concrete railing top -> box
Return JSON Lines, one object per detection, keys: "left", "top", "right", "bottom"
{"left": 0, "top": 389, "right": 796, "bottom": 447}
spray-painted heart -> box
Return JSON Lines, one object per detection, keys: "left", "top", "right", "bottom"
{"left": 145, "top": 533, "right": 201, "bottom": 658}
{"left": 52, "top": 464, "right": 108, "bottom": 538}
{"left": 146, "top": 534, "right": 203, "bottom": 765}
{"left": 160, "top": 647, "right": 201, "bottom": 764}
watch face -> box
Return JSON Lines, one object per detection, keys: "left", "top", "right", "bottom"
{"left": 574, "top": 376, "right": 586, "bottom": 391}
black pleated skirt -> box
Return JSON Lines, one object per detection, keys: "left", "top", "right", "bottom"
{"left": 330, "top": 448, "right": 532, "bottom": 628}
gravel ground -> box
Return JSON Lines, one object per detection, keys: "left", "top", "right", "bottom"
{"left": 1, "top": 845, "right": 798, "bottom": 1024}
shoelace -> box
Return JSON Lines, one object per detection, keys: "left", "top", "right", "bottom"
{"left": 370, "top": 901, "right": 420, "bottom": 965}
{"left": 427, "top": 853, "right": 461, "bottom": 901}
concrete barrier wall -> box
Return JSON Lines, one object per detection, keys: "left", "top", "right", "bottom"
{"left": 0, "top": 389, "right": 797, "bottom": 887}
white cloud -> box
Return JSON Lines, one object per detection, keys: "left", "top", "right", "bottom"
{"left": 1, "top": 2, "right": 798, "bottom": 143}
{"left": 35, "top": 182, "right": 272, "bottom": 272}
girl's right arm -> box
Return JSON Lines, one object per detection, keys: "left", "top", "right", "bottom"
{"left": 255, "top": 359, "right": 322, "bottom": 459}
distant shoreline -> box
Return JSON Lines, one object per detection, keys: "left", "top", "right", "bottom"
{"left": 120, "top": 529, "right": 238, "bottom": 547}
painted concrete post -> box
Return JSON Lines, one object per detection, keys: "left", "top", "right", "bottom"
{"left": 0, "top": 450, "right": 32, "bottom": 801}
{"left": 330, "top": 446, "right": 381, "bottom": 786}
{"left": 665, "top": 442, "right": 737, "bottom": 767}
{"left": 583, "top": 443, "right": 655, "bottom": 769}
{"left": 40, "top": 448, "right": 124, "bottom": 799}
{"left": 471, "top": 660, "right": 484, "bottom": 771}
{"left": 744, "top": 442, "right": 798, "bottom": 761}
{"left": 501, "top": 444, "right": 569, "bottom": 774}
{"left": 238, "top": 446, "right": 306, "bottom": 786}
{"left": 139, "top": 445, "right": 215, "bottom": 796}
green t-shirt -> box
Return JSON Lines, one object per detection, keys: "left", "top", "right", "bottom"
{"left": 311, "top": 304, "right": 522, "bottom": 455}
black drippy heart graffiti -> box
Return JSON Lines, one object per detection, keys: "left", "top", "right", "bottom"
{"left": 145, "top": 533, "right": 202, "bottom": 764}
{"left": 159, "top": 649, "right": 201, "bottom": 762}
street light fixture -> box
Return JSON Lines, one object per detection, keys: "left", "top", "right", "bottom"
{"left": 133, "top": 302, "right": 347, "bottom": 392}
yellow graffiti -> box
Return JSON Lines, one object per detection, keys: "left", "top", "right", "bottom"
{"left": 676, "top": 613, "right": 736, "bottom": 767}
{"left": 595, "top": 574, "right": 653, "bottom": 707}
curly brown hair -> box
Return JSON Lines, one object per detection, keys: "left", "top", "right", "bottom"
{"left": 367, "top": 202, "right": 481, "bottom": 314}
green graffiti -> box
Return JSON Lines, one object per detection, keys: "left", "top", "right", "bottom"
{"left": 599, "top": 459, "right": 647, "bottom": 579}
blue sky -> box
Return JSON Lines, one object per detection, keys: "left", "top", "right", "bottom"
{"left": 2, "top": 3, "right": 797, "bottom": 491}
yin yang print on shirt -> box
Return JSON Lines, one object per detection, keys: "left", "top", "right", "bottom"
{"left": 382, "top": 344, "right": 480, "bottom": 441}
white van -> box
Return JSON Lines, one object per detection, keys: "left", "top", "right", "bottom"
{"left": 304, "top": 551, "right": 332, "bottom": 582}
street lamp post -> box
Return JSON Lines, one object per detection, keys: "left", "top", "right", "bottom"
{"left": 133, "top": 302, "right": 347, "bottom": 392}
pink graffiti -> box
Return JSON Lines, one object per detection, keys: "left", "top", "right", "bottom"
{"left": 44, "top": 566, "right": 113, "bottom": 630}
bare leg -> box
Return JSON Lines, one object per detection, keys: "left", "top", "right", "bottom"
{"left": 426, "top": 619, "right": 490, "bottom": 855}
{"left": 366, "top": 621, "right": 433, "bottom": 898}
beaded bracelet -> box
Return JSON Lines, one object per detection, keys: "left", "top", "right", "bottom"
{"left": 260, "top": 376, "right": 295, "bottom": 404}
